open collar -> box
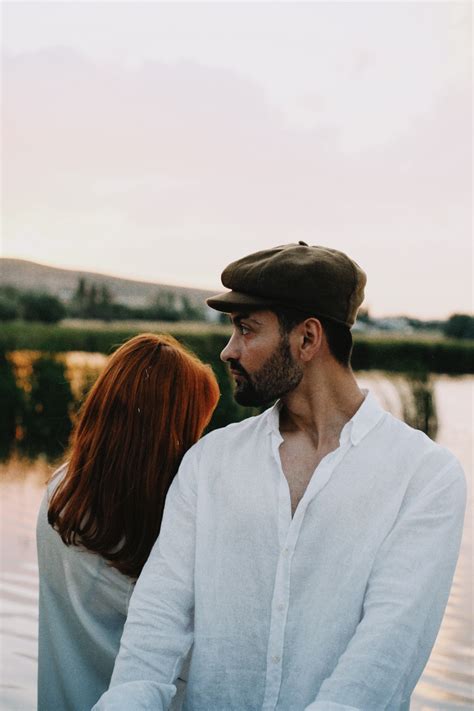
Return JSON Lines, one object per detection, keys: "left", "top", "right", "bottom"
{"left": 264, "top": 389, "right": 385, "bottom": 447}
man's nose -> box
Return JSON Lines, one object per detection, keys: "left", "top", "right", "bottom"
{"left": 220, "top": 333, "right": 239, "bottom": 363}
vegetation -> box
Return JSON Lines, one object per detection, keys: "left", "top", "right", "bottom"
{"left": 0, "top": 322, "right": 472, "bottom": 375}
{"left": 21, "top": 292, "right": 67, "bottom": 323}
{"left": 69, "top": 279, "right": 115, "bottom": 320}
{"left": 0, "top": 279, "right": 206, "bottom": 324}
{"left": 400, "top": 373, "right": 438, "bottom": 440}
{"left": 1, "top": 281, "right": 472, "bottom": 343}
{"left": 350, "top": 336, "right": 473, "bottom": 375}
{"left": 2, "top": 270, "right": 469, "bottom": 460}
{"left": 0, "top": 291, "right": 19, "bottom": 322}
{"left": 0, "top": 286, "right": 66, "bottom": 323}
{"left": 444, "top": 314, "right": 474, "bottom": 340}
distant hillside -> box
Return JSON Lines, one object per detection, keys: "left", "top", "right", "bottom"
{"left": 0, "top": 258, "right": 215, "bottom": 310}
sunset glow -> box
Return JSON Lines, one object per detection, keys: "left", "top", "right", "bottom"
{"left": 2, "top": 1, "right": 472, "bottom": 318}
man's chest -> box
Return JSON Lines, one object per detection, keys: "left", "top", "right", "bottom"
{"left": 278, "top": 437, "right": 339, "bottom": 515}
{"left": 199, "top": 430, "right": 408, "bottom": 548}
{"left": 196, "top": 442, "right": 409, "bottom": 610}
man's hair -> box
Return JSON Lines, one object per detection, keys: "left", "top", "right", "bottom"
{"left": 272, "top": 306, "right": 353, "bottom": 368}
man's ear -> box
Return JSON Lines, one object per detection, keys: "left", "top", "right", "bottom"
{"left": 296, "top": 318, "right": 324, "bottom": 362}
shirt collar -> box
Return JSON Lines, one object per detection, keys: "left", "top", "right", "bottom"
{"left": 264, "top": 389, "right": 385, "bottom": 447}
{"left": 264, "top": 400, "right": 283, "bottom": 441}
{"left": 347, "top": 390, "right": 385, "bottom": 446}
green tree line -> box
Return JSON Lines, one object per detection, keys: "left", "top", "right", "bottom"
{"left": 0, "top": 279, "right": 206, "bottom": 324}
{"left": 0, "top": 282, "right": 473, "bottom": 339}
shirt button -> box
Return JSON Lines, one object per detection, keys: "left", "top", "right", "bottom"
{"left": 281, "top": 548, "right": 289, "bottom": 556}
{"left": 272, "top": 655, "right": 281, "bottom": 664}
{"left": 277, "top": 604, "right": 284, "bottom": 611}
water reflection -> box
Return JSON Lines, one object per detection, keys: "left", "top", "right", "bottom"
{"left": 0, "top": 352, "right": 23, "bottom": 462}
{"left": 0, "top": 371, "right": 472, "bottom": 710}
{"left": 19, "top": 356, "right": 74, "bottom": 460}
{"left": 407, "top": 377, "right": 473, "bottom": 711}
{"left": 400, "top": 373, "right": 438, "bottom": 441}
{"left": 0, "top": 460, "right": 47, "bottom": 711}
{"left": 3, "top": 352, "right": 445, "bottom": 459}
{"left": 361, "top": 375, "right": 473, "bottom": 711}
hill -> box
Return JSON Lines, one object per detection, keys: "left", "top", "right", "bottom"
{"left": 0, "top": 258, "right": 215, "bottom": 309}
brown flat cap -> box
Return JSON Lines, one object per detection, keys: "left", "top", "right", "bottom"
{"left": 206, "top": 242, "right": 366, "bottom": 328}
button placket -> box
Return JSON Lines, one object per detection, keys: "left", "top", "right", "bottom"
{"left": 264, "top": 421, "right": 353, "bottom": 710}
{"left": 263, "top": 437, "right": 354, "bottom": 710}
{"left": 262, "top": 537, "right": 293, "bottom": 710}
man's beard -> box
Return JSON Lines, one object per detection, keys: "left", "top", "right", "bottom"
{"left": 229, "top": 336, "right": 303, "bottom": 407}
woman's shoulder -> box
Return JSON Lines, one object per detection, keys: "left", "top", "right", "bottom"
{"left": 37, "top": 462, "right": 68, "bottom": 546}
{"left": 46, "top": 461, "right": 69, "bottom": 499}
{"left": 37, "top": 463, "right": 134, "bottom": 608}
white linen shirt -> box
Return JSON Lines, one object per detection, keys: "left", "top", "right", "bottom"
{"left": 94, "top": 392, "right": 466, "bottom": 711}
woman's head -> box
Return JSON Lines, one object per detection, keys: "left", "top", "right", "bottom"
{"left": 49, "top": 333, "right": 219, "bottom": 578}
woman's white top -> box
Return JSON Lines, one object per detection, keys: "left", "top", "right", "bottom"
{"left": 36, "top": 465, "right": 186, "bottom": 711}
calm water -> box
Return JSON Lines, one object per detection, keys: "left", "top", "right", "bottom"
{"left": 0, "top": 374, "right": 472, "bottom": 710}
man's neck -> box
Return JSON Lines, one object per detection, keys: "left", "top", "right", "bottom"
{"left": 279, "top": 364, "right": 364, "bottom": 451}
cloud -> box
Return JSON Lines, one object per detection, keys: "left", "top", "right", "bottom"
{"left": 3, "top": 47, "right": 471, "bottom": 316}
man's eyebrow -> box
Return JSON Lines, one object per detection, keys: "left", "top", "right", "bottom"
{"left": 230, "top": 313, "right": 263, "bottom": 326}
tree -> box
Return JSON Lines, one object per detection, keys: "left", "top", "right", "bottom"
{"left": 98, "top": 285, "right": 114, "bottom": 321}
{"left": 20, "top": 292, "right": 66, "bottom": 323}
{"left": 0, "top": 294, "right": 19, "bottom": 321}
{"left": 181, "top": 295, "right": 205, "bottom": 321}
{"left": 444, "top": 314, "right": 474, "bottom": 340}
{"left": 85, "top": 284, "right": 99, "bottom": 318}
{"left": 69, "top": 277, "right": 88, "bottom": 317}
{"left": 76, "top": 277, "right": 87, "bottom": 311}
{"left": 147, "top": 290, "right": 181, "bottom": 321}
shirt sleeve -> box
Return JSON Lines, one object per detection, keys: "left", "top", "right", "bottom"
{"left": 93, "top": 444, "right": 200, "bottom": 711}
{"left": 305, "top": 456, "right": 466, "bottom": 711}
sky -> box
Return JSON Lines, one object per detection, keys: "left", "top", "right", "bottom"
{"left": 2, "top": 1, "right": 472, "bottom": 318}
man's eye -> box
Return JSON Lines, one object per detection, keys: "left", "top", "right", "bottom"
{"left": 239, "top": 324, "right": 250, "bottom": 335}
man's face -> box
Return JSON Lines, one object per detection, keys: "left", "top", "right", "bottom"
{"left": 220, "top": 310, "right": 303, "bottom": 406}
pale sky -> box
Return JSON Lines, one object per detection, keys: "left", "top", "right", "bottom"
{"left": 2, "top": 1, "right": 472, "bottom": 318}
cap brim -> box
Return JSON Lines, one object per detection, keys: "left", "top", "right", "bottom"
{"left": 206, "top": 290, "right": 278, "bottom": 313}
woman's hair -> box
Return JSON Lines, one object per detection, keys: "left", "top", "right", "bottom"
{"left": 48, "top": 333, "right": 219, "bottom": 578}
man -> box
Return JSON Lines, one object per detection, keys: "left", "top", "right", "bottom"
{"left": 95, "top": 243, "right": 466, "bottom": 711}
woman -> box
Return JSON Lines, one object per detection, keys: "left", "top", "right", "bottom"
{"left": 36, "top": 333, "right": 219, "bottom": 711}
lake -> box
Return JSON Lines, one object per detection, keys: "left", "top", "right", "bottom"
{"left": 0, "top": 373, "right": 472, "bottom": 710}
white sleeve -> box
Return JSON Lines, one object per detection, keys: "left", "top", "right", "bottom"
{"left": 93, "top": 444, "right": 200, "bottom": 711}
{"left": 305, "top": 458, "right": 466, "bottom": 711}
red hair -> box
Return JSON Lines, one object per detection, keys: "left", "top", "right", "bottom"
{"left": 48, "top": 333, "right": 219, "bottom": 578}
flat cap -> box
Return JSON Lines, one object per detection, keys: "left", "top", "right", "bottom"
{"left": 206, "top": 242, "right": 366, "bottom": 328}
